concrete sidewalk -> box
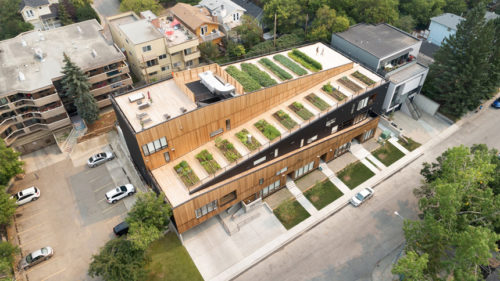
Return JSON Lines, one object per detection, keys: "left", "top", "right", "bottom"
{"left": 285, "top": 178, "right": 318, "bottom": 215}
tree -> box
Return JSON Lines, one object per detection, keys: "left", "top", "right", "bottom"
{"left": 0, "top": 241, "right": 18, "bottom": 280}
{"left": 443, "top": 0, "right": 467, "bottom": 15}
{"left": 392, "top": 251, "right": 429, "bottom": 280}
{"left": 120, "top": 0, "right": 161, "bottom": 15}
{"left": 61, "top": 53, "right": 99, "bottom": 124}
{"left": 263, "top": 0, "right": 304, "bottom": 34}
{"left": 399, "top": 0, "right": 446, "bottom": 28}
{"left": 0, "top": 0, "right": 33, "bottom": 40}
{"left": 59, "top": 3, "right": 74, "bottom": 26}
{"left": 307, "top": 5, "right": 349, "bottom": 42}
{"left": 88, "top": 238, "right": 147, "bottom": 281}
{"left": 351, "top": 0, "right": 399, "bottom": 24}
{"left": 227, "top": 42, "right": 246, "bottom": 58}
{"left": 199, "top": 41, "right": 220, "bottom": 61}
{"left": 235, "top": 15, "right": 263, "bottom": 49}
{"left": 126, "top": 192, "right": 171, "bottom": 230}
{"left": 0, "top": 187, "right": 16, "bottom": 227}
{"left": 394, "top": 14, "right": 416, "bottom": 32}
{"left": 126, "top": 222, "right": 162, "bottom": 250}
{"left": 70, "top": 0, "right": 93, "bottom": 7}
{"left": 0, "top": 139, "right": 24, "bottom": 186}
{"left": 76, "top": 3, "right": 101, "bottom": 24}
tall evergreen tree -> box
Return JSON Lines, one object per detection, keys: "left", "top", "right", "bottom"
{"left": 61, "top": 53, "right": 99, "bottom": 124}
{"left": 423, "top": 4, "right": 498, "bottom": 119}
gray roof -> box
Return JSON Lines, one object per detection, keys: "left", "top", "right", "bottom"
{"left": 118, "top": 19, "right": 163, "bottom": 45}
{"left": 419, "top": 41, "right": 440, "bottom": 59}
{"left": 40, "top": 4, "right": 59, "bottom": 20}
{"left": 199, "top": 0, "right": 246, "bottom": 18}
{"left": 230, "top": 0, "right": 263, "bottom": 20}
{"left": 0, "top": 20, "right": 125, "bottom": 96}
{"left": 334, "top": 23, "right": 420, "bottom": 59}
{"left": 430, "top": 13, "right": 463, "bottom": 30}
{"left": 388, "top": 62, "right": 428, "bottom": 84}
{"left": 19, "top": 0, "right": 49, "bottom": 9}
{"left": 485, "top": 11, "right": 500, "bottom": 21}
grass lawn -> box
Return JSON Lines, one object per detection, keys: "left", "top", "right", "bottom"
{"left": 372, "top": 142, "right": 405, "bottom": 166}
{"left": 304, "top": 179, "right": 343, "bottom": 210}
{"left": 337, "top": 161, "right": 375, "bottom": 189}
{"left": 273, "top": 199, "right": 310, "bottom": 230}
{"left": 146, "top": 232, "right": 203, "bottom": 281}
{"left": 397, "top": 137, "right": 421, "bottom": 151}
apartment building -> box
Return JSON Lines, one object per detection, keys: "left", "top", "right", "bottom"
{"left": 0, "top": 19, "right": 132, "bottom": 154}
{"left": 332, "top": 23, "right": 429, "bottom": 118}
{"left": 108, "top": 11, "right": 201, "bottom": 83}
{"left": 169, "top": 3, "right": 225, "bottom": 44}
{"left": 112, "top": 42, "right": 390, "bottom": 233}
{"left": 19, "top": 0, "right": 61, "bottom": 31}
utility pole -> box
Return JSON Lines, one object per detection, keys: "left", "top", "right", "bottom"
{"left": 273, "top": 13, "right": 277, "bottom": 47}
{"left": 304, "top": 14, "right": 308, "bottom": 38}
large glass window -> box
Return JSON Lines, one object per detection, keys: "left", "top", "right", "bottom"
{"left": 142, "top": 45, "right": 152, "bottom": 52}
{"left": 195, "top": 200, "right": 218, "bottom": 218}
{"left": 260, "top": 180, "right": 280, "bottom": 197}
{"left": 142, "top": 137, "right": 168, "bottom": 156}
{"left": 294, "top": 161, "right": 314, "bottom": 178}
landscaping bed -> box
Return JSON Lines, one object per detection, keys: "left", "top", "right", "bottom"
{"left": 372, "top": 142, "right": 405, "bottom": 166}
{"left": 351, "top": 71, "right": 375, "bottom": 86}
{"left": 322, "top": 82, "right": 347, "bottom": 101}
{"left": 338, "top": 76, "right": 363, "bottom": 93}
{"left": 235, "top": 129, "right": 261, "bottom": 151}
{"left": 273, "top": 199, "right": 310, "bottom": 230}
{"left": 240, "top": 63, "right": 277, "bottom": 87}
{"left": 259, "top": 58, "right": 293, "bottom": 81}
{"left": 195, "top": 150, "right": 221, "bottom": 174}
{"left": 337, "top": 161, "right": 375, "bottom": 189}
{"left": 254, "top": 119, "right": 281, "bottom": 141}
{"left": 273, "top": 110, "right": 297, "bottom": 130}
{"left": 174, "top": 160, "right": 200, "bottom": 187}
{"left": 273, "top": 54, "right": 307, "bottom": 76}
{"left": 146, "top": 232, "right": 203, "bottom": 281}
{"left": 304, "top": 179, "right": 343, "bottom": 210}
{"left": 225, "top": 65, "right": 261, "bottom": 92}
{"left": 398, "top": 137, "right": 421, "bottom": 151}
{"left": 288, "top": 49, "right": 322, "bottom": 72}
{"left": 305, "top": 93, "right": 329, "bottom": 111}
{"left": 289, "top": 101, "right": 314, "bottom": 120}
{"left": 215, "top": 137, "right": 241, "bottom": 162}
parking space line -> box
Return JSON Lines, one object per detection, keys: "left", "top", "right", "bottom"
{"left": 17, "top": 223, "right": 44, "bottom": 234}
{"left": 19, "top": 233, "right": 49, "bottom": 247}
{"left": 15, "top": 209, "right": 48, "bottom": 223}
{"left": 102, "top": 203, "right": 121, "bottom": 213}
{"left": 24, "top": 257, "right": 59, "bottom": 274}
{"left": 41, "top": 268, "right": 66, "bottom": 281}
{"left": 97, "top": 198, "right": 106, "bottom": 203}
{"left": 94, "top": 182, "right": 113, "bottom": 193}
{"left": 89, "top": 177, "right": 101, "bottom": 183}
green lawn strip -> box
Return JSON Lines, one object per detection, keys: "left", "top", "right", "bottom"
{"left": 146, "top": 232, "right": 203, "bottom": 281}
{"left": 351, "top": 71, "right": 375, "bottom": 86}
{"left": 240, "top": 63, "right": 277, "bottom": 87}
{"left": 322, "top": 82, "right": 347, "bottom": 101}
{"left": 397, "top": 137, "right": 421, "bottom": 151}
{"left": 273, "top": 199, "right": 311, "bottom": 230}
{"left": 174, "top": 160, "right": 199, "bottom": 186}
{"left": 305, "top": 93, "right": 329, "bottom": 111}
{"left": 287, "top": 49, "right": 322, "bottom": 72}
{"left": 303, "top": 179, "right": 343, "bottom": 210}
{"left": 337, "top": 76, "right": 363, "bottom": 93}
{"left": 195, "top": 149, "right": 221, "bottom": 174}
{"left": 235, "top": 129, "right": 261, "bottom": 151}
{"left": 254, "top": 119, "right": 281, "bottom": 140}
{"left": 214, "top": 137, "right": 241, "bottom": 162}
{"left": 289, "top": 102, "right": 314, "bottom": 120}
{"left": 258, "top": 58, "right": 293, "bottom": 81}
{"left": 273, "top": 110, "right": 297, "bottom": 130}
{"left": 365, "top": 157, "right": 379, "bottom": 170}
{"left": 372, "top": 142, "right": 405, "bottom": 166}
{"left": 225, "top": 65, "right": 261, "bottom": 92}
{"left": 273, "top": 54, "right": 307, "bottom": 76}
{"left": 337, "top": 161, "right": 375, "bottom": 189}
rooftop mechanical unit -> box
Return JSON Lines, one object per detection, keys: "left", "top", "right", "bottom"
{"left": 198, "top": 71, "right": 235, "bottom": 98}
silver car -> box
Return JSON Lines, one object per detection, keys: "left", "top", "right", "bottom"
{"left": 105, "top": 184, "right": 135, "bottom": 204}
{"left": 87, "top": 152, "right": 114, "bottom": 168}
{"left": 19, "top": 247, "right": 54, "bottom": 270}
{"left": 350, "top": 187, "right": 374, "bottom": 207}
{"left": 11, "top": 186, "right": 40, "bottom": 206}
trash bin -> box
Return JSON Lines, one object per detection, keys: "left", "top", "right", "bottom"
{"left": 380, "top": 130, "right": 391, "bottom": 140}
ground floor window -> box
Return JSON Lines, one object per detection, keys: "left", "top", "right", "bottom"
{"left": 220, "top": 191, "right": 237, "bottom": 206}
{"left": 334, "top": 142, "right": 351, "bottom": 158}
{"left": 195, "top": 200, "right": 218, "bottom": 219}
{"left": 362, "top": 129, "right": 374, "bottom": 142}
{"left": 294, "top": 161, "right": 314, "bottom": 178}
{"left": 260, "top": 180, "right": 280, "bottom": 197}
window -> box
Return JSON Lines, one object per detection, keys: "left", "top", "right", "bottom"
{"left": 161, "top": 66, "right": 169, "bottom": 71}
{"left": 276, "top": 167, "right": 287, "bottom": 176}
{"left": 331, "top": 125, "right": 338, "bottom": 134}
{"left": 307, "top": 135, "right": 318, "bottom": 144}
{"left": 274, "top": 148, "right": 278, "bottom": 157}
{"left": 149, "top": 71, "right": 158, "bottom": 76}
{"left": 210, "top": 128, "right": 223, "bottom": 137}
{"left": 142, "top": 137, "right": 168, "bottom": 156}
{"left": 184, "top": 48, "right": 193, "bottom": 55}
{"left": 353, "top": 111, "right": 368, "bottom": 124}
{"left": 294, "top": 161, "right": 314, "bottom": 178}
{"left": 226, "top": 119, "right": 230, "bottom": 130}
{"left": 334, "top": 142, "right": 351, "bottom": 157}
{"left": 173, "top": 62, "right": 181, "bottom": 68}
{"left": 186, "top": 60, "right": 194, "bottom": 67}
{"left": 164, "top": 152, "right": 170, "bottom": 162}
{"left": 26, "top": 10, "right": 34, "bottom": 17}
{"left": 195, "top": 200, "right": 218, "bottom": 218}
{"left": 146, "top": 59, "right": 158, "bottom": 67}
{"left": 300, "top": 139, "right": 304, "bottom": 148}
{"left": 159, "top": 54, "right": 167, "bottom": 59}
{"left": 233, "top": 13, "right": 240, "bottom": 21}
{"left": 200, "top": 25, "right": 208, "bottom": 35}
{"left": 254, "top": 156, "right": 266, "bottom": 166}
{"left": 142, "top": 45, "right": 152, "bottom": 52}
{"left": 260, "top": 180, "right": 280, "bottom": 197}
{"left": 326, "top": 118, "right": 336, "bottom": 127}
{"left": 220, "top": 191, "right": 237, "bottom": 206}
{"left": 259, "top": 178, "right": 264, "bottom": 185}
{"left": 357, "top": 97, "right": 369, "bottom": 110}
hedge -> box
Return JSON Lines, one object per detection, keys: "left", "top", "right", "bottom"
{"left": 288, "top": 49, "right": 322, "bottom": 72}
{"left": 225, "top": 65, "right": 261, "bottom": 92}
{"left": 259, "top": 58, "right": 293, "bottom": 81}
{"left": 273, "top": 54, "right": 307, "bottom": 76}
{"left": 246, "top": 34, "right": 304, "bottom": 57}
{"left": 240, "top": 63, "right": 277, "bottom": 87}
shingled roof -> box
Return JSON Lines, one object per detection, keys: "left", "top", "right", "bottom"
{"left": 19, "top": 0, "right": 49, "bottom": 10}
{"left": 169, "top": 3, "right": 219, "bottom": 31}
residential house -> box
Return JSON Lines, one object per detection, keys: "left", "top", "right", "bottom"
{"left": 332, "top": 23, "right": 429, "bottom": 118}
{"left": 0, "top": 20, "right": 132, "bottom": 154}
{"left": 231, "top": 0, "right": 263, "bottom": 22}
{"left": 198, "top": 0, "right": 246, "bottom": 33}
{"left": 168, "top": 3, "right": 225, "bottom": 44}
{"left": 111, "top": 42, "right": 390, "bottom": 233}
{"left": 108, "top": 11, "right": 200, "bottom": 83}
{"left": 19, "top": 0, "right": 61, "bottom": 31}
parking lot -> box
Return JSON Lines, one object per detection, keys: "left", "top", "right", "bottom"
{"left": 11, "top": 142, "right": 141, "bottom": 281}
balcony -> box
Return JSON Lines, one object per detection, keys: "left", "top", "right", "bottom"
{"left": 182, "top": 50, "right": 200, "bottom": 62}
{"left": 33, "top": 93, "right": 60, "bottom": 106}
{"left": 4, "top": 129, "right": 27, "bottom": 146}
{"left": 90, "top": 74, "right": 132, "bottom": 97}
{"left": 0, "top": 117, "right": 17, "bottom": 134}
{"left": 88, "top": 62, "right": 130, "bottom": 84}
{"left": 378, "top": 56, "right": 416, "bottom": 77}
{"left": 200, "top": 30, "right": 225, "bottom": 43}
{"left": 40, "top": 104, "right": 66, "bottom": 119}
{"left": 47, "top": 117, "right": 71, "bottom": 130}
{"left": 97, "top": 99, "right": 111, "bottom": 108}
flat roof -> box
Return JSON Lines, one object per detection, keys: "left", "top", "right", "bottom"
{"left": 0, "top": 19, "right": 125, "bottom": 96}
{"left": 118, "top": 19, "right": 164, "bottom": 45}
{"left": 387, "top": 62, "right": 428, "bottom": 84}
{"left": 335, "top": 23, "right": 420, "bottom": 59}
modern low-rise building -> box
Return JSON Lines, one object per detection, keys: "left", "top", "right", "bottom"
{"left": 112, "top": 42, "right": 390, "bottom": 233}
{"left": 19, "top": 0, "right": 61, "bottom": 31}
{"left": 198, "top": 0, "right": 246, "bottom": 33}
{"left": 108, "top": 11, "right": 201, "bottom": 83}
{"left": 0, "top": 19, "right": 132, "bottom": 153}
{"left": 331, "top": 23, "right": 429, "bottom": 118}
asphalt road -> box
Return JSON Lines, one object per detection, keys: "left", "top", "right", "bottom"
{"left": 236, "top": 106, "right": 500, "bottom": 281}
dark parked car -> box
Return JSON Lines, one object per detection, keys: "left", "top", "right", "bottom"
{"left": 113, "top": 221, "right": 129, "bottom": 236}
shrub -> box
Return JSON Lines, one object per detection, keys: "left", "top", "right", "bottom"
{"left": 195, "top": 150, "right": 220, "bottom": 174}
{"left": 215, "top": 138, "right": 241, "bottom": 162}
{"left": 352, "top": 71, "right": 375, "bottom": 86}
{"left": 288, "top": 49, "right": 322, "bottom": 72}
{"left": 225, "top": 65, "right": 261, "bottom": 92}
{"left": 322, "top": 82, "right": 347, "bottom": 101}
{"left": 273, "top": 54, "right": 307, "bottom": 76}
{"left": 240, "top": 63, "right": 277, "bottom": 87}
{"left": 258, "top": 58, "right": 293, "bottom": 81}
{"left": 322, "top": 82, "right": 334, "bottom": 93}
{"left": 235, "top": 129, "right": 261, "bottom": 151}
{"left": 246, "top": 34, "right": 304, "bottom": 57}
{"left": 174, "top": 161, "right": 199, "bottom": 186}
{"left": 254, "top": 120, "right": 281, "bottom": 140}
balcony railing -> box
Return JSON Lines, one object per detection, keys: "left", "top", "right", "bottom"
{"left": 183, "top": 50, "right": 200, "bottom": 62}
{"left": 88, "top": 63, "right": 129, "bottom": 84}
{"left": 378, "top": 57, "right": 416, "bottom": 77}
{"left": 200, "top": 30, "right": 224, "bottom": 42}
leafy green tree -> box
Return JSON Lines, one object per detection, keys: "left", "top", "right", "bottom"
{"left": 443, "top": 0, "right": 467, "bottom": 15}
{"left": 227, "top": 42, "right": 246, "bottom": 58}
{"left": 120, "top": 0, "right": 161, "bottom": 15}
{"left": 199, "top": 41, "right": 220, "bottom": 61}
{"left": 88, "top": 238, "right": 147, "bottom": 281}
{"left": 263, "top": 0, "right": 304, "bottom": 33}
{"left": 70, "top": 0, "right": 93, "bottom": 7}
{"left": 399, "top": 0, "right": 446, "bottom": 28}
{"left": 61, "top": 53, "right": 99, "bottom": 124}
{"left": 126, "top": 192, "right": 172, "bottom": 230}
{"left": 235, "top": 15, "right": 263, "bottom": 49}
{"left": 307, "top": 5, "right": 349, "bottom": 42}
{"left": 127, "top": 222, "right": 162, "bottom": 250}
{"left": 59, "top": 3, "right": 74, "bottom": 26}
{"left": 351, "top": 0, "right": 399, "bottom": 24}
{"left": 76, "top": 3, "right": 101, "bottom": 24}
{"left": 0, "top": 241, "right": 18, "bottom": 281}
{"left": 0, "top": 0, "right": 33, "bottom": 40}
{"left": 392, "top": 251, "right": 429, "bottom": 280}
{"left": 394, "top": 14, "right": 416, "bottom": 32}
{"left": 0, "top": 187, "right": 16, "bottom": 227}
{"left": 0, "top": 139, "right": 24, "bottom": 186}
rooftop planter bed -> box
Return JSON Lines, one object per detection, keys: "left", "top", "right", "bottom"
{"left": 174, "top": 160, "right": 199, "bottom": 187}
{"left": 372, "top": 142, "right": 405, "bottom": 166}
{"left": 273, "top": 54, "right": 307, "bottom": 76}
{"left": 235, "top": 129, "right": 261, "bottom": 151}
{"left": 305, "top": 93, "right": 329, "bottom": 111}
{"left": 258, "top": 58, "right": 293, "bottom": 81}
{"left": 195, "top": 149, "right": 221, "bottom": 174}
{"left": 304, "top": 179, "right": 343, "bottom": 210}
{"left": 322, "top": 82, "right": 347, "bottom": 101}
{"left": 351, "top": 71, "right": 375, "bottom": 86}
{"left": 288, "top": 49, "right": 322, "bottom": 72}
{"left": 240, "top": 63, "right": 277, "bottom": 87}
{"left": 337, "top": 161, "right": 375, "bottom": 189}
{"left": 225, "top": 65, "right": 261, "bottom": 92}
{"left": 254, "top": 119, "right": 281, "bottom": 141}
{"left": 337, "top": 76, "right": 363, "bottom": 93}
{"left": 215, "top": 137, "right": 241, "bottom": 163}
{"left": 289, "top": 101, "right": 314, "bottom": 120}
{"left": 273, "top": 199, "right": 311, "bottom": 230}
{"left": 273, "top": 110, "right": 297, "bottom": 130}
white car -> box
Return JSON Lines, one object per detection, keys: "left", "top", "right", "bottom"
{"left": 105, "top": 184, "right": 135, "bottom": 204}
{"left": 18, "top": 246, "right": 54, "bottom": 270}
{"left": 11, "top": 187, "right": 40, "bottom": 206}
{"left": 350, "top": 187, "right": 374, "bottom": 207}
{"left": 87, "top": 152, "right": 115, "bottom": 168}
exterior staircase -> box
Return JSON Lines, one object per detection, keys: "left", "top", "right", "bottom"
{"left": 404, "top": 98, "right": 422, "bottom": 120}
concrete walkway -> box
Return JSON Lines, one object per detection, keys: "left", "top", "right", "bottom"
{"left": 361, "top": 158, "right": 381, "bottom": 174}
{"left": 285, "top": 178, "right": 318, "bottom": 215}
{"left": 318, "top": 162, "right": 351, "bottom": 194}
{"left": 350, "top": 143, "right": 385, "bottom": 173}
{"left": 388, "top": 137, "right": 410, "bottom": 154}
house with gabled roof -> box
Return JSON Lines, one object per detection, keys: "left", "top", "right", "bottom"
{"left": 198, "top": 0, "right": 246, "bottom": 32}
{"left": 169, "top": 3, "right": 225, "bottom": 44}
{"left": 19, "top": 0, "right": 61, "bottom": 31}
